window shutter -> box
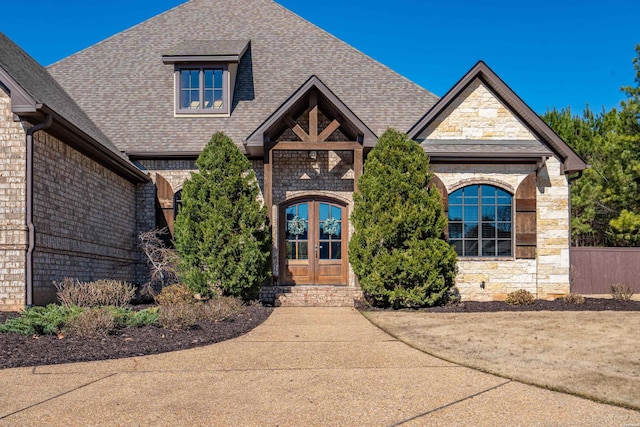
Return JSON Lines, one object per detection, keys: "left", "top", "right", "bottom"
{"left": 515, "top": 172, "right": 537, "bottom": 259}
{"left": 428, "top": 174, "right": 449, "bottom": 240}
{"left": 155, "top": 173, "right": 175, "bottom": 235}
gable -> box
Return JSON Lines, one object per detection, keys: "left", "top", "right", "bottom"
{"left": 417, "top": 78, "right": 537, "bottom": 141}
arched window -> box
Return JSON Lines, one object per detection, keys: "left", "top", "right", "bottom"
{"left": 448, "top": 185, "right": 512, "bottom": 257}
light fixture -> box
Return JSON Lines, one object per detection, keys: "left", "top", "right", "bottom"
{"left": 309, "top": 150, "right": 317, "bottom": 160}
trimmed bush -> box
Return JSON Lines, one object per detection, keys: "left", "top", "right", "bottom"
{"left": 505, "top": 289, "right": 535, "bottom": 306}
{"left": 155, "top": 283, "right": 194, "bottom": 306}
{"left": 55, "top": 278, "right": 136, "bottom": 308}
{"left": 200, "top": 297, "right": 244, "bottom": 322}
{"left": 158, "top": 304, "right": 199, "bottom": 330}
{"left": 174, "top": 132, "right": 271, "bottom": 299}
{"left": 562, "top": 292, "right": 585, "bottom": 305}
{"left": 349, "top": 129, "right": 457, "bottom": 308}
{"left": 65, "top": 308, "right": 116, "bottom": 338}
{"left": 610, "top": 284, "right": 634, "bottom": 301}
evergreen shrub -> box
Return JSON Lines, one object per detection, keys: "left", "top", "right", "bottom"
{"left": 349, "top": 129, "right": 457, "bottom": 308}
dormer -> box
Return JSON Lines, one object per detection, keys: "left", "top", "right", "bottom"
{"left": 162, "top": 40, "right": 249, "bottom": 117}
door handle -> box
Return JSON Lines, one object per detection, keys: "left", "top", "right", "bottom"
{"left": 315, "top": 245, "right": 319, "bottom": 259}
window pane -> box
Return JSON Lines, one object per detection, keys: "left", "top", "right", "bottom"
{"left": 464, "top": 185, "right": 478, "bottom": 197}
{"left": 450, "top": 240, "right": 462, "bottom": 255}
{"left": 482, "top": 223, "right": 495, "bottom": 238}
{"left": 298, "top": 203, "right": 308, "bottom": 219}
{"left": 286, "top": 242, "right": 295, "bottom": 260}
{"left": 213, "top": 89, "right": 224, "bottom": 108}
{"left": 482, "top": 206, "right": 496, "bottom": 221}
{"left": 319, "top": 225, "right": 329, "bottom": 240}
{"left": 286, "top": 206, "right": 296, "bottom": 221}
{"left": 464, "top": 240, "right": 478, "bottom": 256}
{"left": 331, "top": 242, "right": 342, "bottom": 260}
{"left": 464, "top": 223, "right": 478, "bottom": 238}
{"left": 449, "top": 223, "right": 463, "bottom": 239}
{"left": 204, "top": 90, "right": 213, "bottom": 109}
{"left": 482, "top": 186, "right": 496, "bottom": 197}
{"left": 497, "top": 240, "right": 512, "bottom": 256}
{"left": 190, "top": 70, "right": 199, "bottom": 88}
{"left": 298, "top": 242, "right": 308, "bottom": 260}
{"left": 319, "top": 203, "right": 329, "bottom": 221}
{"left": 448, "top": 206, "right": 462, "bottom": 221}
{"left": 497, "top": 189, "right": 511, "bottom": 205}
{"left": 319, "top": 243, "right": 329, "bottom": 259}
{"left": 463, "top": 206, "right": 478, "bottom": 222}
{"left": 482, "top": 240, "right": 496, "bottom": 256}
{"left": 331, "top": 206, "right": 342, "bottom": 221}
{"left": 497, "top": 206, "right": 512, "bottom": 221}
{"left": 189, "top": 90, "right": 199, "bottom": 108}
{"left": 497, "top": 223, "right": 511, "bottom": 238}
{"left": 449, "top": 189, "right": 463, "bottom": 205}
{"left": 181, "top": 91, "right": 190, "bottom": 109}
{"left": 214, "top": 69, "right": 223, "bottom": 88}
{"left": 204, "top": 69, "right": 214, "bottom": 88}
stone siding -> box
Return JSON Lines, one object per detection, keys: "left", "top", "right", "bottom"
{"left": 432, "top": 157, "right": 570, "bottom": 301}
{"left": 421, "top": 79, "right": 536, "bottom": 140}
{"left": 31, "top": 132, "right": 139, "bottom": 305}
{"left": 0, "top": 89, "right": 27, "bottom": 310}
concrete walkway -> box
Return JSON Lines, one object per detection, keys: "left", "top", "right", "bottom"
{"left": 0, "top": 308, "right": 638, "bottom": 426}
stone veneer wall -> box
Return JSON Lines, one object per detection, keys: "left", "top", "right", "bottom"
{"left": 432, "top": 158, "right": 570, "bottom": 301}
{"left": 31, "top": 132, "right": 140, "bottom": 305}
{"left": 0, "top": 89, "right": 28, "bottom": 310}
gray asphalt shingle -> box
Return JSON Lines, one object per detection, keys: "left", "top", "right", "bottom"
{"left": 47, "top": 0, "right": 439, "bottom": 154}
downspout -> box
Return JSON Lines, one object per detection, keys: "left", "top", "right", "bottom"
{"left": 25, "top": 114, "right": 52, "bottom": 308}
{"left": 566, "top": 170, "right": 584, "bottom": 292}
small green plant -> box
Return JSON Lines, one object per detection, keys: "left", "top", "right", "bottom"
{"left": 0, "top": 304, "right": 84, "bottom": 335}
{"left": 125, "top": 307, "right": 159, "bottom": 327}
{"left": 158, "top": 304, "right": 199, "bottom": 330}
{"left": 64, "top": 307, "right": 116, "bottom": 338}
{"left": 155, "top": 283, "right": 194, "bottom": 306}
{"left": 55, "top": 278, "right": 136, "bottom": 308}
{"left": 200, "top": 297, "right": 244, "bottom": 322}
{"left": 505, "top": 289, "right": 535, "bottom": 306}
{"left": 610, "top": 284, "right": 634, "bottom": 301}
{"left": 562, "top": 292, "right": 585, "bottom": 305}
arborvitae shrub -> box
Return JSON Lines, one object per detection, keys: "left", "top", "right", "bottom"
{"left": 349, "top": 129, "right": 457, "bottom": 308}
{"left": 174, "top": 132, "right": 271, "bottom": 299}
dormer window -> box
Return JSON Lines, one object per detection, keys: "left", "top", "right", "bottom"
{"left": 162, "top": 39, "right": 250, "bottom": 117}
{"left": 177, "top": 66, "right": 228, "bottom": 113}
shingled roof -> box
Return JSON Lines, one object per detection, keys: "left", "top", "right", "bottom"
{"left": 0, "top": 32, "right": 147, "bottom": 182}
{"left": 48, "top": 0, "right": 438, "bottom": 155}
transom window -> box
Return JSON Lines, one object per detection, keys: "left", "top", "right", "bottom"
{"left": 175, "top": 66, "right": 228, "bottom": 114}
{"left": 448, "top": 185, "right": 512, "bottom": 257}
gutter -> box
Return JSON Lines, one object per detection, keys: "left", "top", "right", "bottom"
{"left": 25, "top": 114, "right": 52, "bottom": 308}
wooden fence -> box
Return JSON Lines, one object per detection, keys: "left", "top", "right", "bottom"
{"left": 571, "top": 247, "right": 640, "bottom": 294}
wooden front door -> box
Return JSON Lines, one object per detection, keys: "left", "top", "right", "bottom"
{"left": 281, "top": 199, "right": 347, "bottom": 285}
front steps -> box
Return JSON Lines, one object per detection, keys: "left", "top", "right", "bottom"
{"left": 260, "top": 286, "right": 363, "bottom": 307}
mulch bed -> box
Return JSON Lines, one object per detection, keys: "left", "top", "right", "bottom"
{"left": 0, "top": 305, "right": 273, "bottom": 370}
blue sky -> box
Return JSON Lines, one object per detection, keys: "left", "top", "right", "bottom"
{"left": 2, "top": 0, "right": 638, "bottom": 115}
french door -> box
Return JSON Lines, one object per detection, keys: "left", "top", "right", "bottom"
{"left": 281, "top": 198, "right": 347, "bottom": 285}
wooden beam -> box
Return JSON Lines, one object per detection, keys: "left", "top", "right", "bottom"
{"left": 271, "top": 141, "right": 362, "bottom": 151}
{"left": 318, "top": 119, "right": 340, "bottom": 142}
{"left": 263, "top": 140, "right": 273, "bottom": 222}
{"left": 309, "top": 91, "right": 318, "bottom": 141}
{"left": 354, "top": 147, "right": 363, "bottom": 193}
{"left": 284, "top": 116, "right": 310, "bottom": 142}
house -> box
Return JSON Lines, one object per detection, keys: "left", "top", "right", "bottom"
{"left": 0, "top": 0, "right": 586, "bottom": 310}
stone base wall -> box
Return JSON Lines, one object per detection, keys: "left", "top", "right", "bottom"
{"left": 0, "top": 90, "right": 27, "bottom": 310}
{"left": 432, "top": 158, "right": 570, "bottom": 301}
{"left": 31, "top": 132, "right": 139, "bottom": 305}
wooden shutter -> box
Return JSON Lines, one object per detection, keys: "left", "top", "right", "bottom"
{"left": 515, "top": 172, "right": 537, "bottom": 259}
{"left": 155, "top": 173, "right": 175, "bottom": 236}
{"left": 428, "top": 174, "right": 449, "bottom": 240}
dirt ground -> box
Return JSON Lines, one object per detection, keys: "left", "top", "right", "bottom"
{"left": 364, "top": 310, "right": 640, "bottom": 410}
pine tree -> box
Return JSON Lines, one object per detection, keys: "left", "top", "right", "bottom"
{"left": 349, "top": 129, "right": 457, "bottom": 308}
{"left": 174, "top": 132, "right": 271, "bottom": 298}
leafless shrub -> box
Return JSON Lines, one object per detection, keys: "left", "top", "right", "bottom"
{"left": 155, "top": 283, "right": 194, "bottom": 306}
{"left": 610, "top": 284, "right": 634, "bottom": 301}
{"left": 55, "top": 278, "right": 135, "bottom": 308}
{"left": 563, "top": 292, "right": 585, "bottom": 305}
{"left": 505, "top": 289, "right": 535, "bottom": 306}
{"left": 65, "top": 308, "right": 116, "bottom": 338}
{"left": 200, "top": 297, "right": 244, "bottom": 322}
{"left": 139, "top": 228, "right": 180, "bottom": 297}
{"left": 158, "top": 304, "right": 199, "bottom": 330}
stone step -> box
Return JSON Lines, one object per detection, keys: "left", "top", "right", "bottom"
{"left": 260, "top": 286, "right": 363, "bottom": 307}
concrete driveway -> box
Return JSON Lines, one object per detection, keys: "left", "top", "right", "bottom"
{"left": 0, "top": 307, "right": 638, "bottom": 426}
